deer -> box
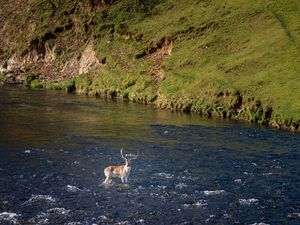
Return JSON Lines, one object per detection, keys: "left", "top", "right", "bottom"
{"left": 103, "top": 148, "right": 138, "bottom": 184}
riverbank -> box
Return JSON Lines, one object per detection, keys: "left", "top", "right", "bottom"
{"left": 1, "top": 73, "right": 298, "bottom": 132}
{"left": 0, "top": 0, "right": 299, "bottom": 132}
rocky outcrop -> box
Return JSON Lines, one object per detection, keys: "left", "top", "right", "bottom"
{"left": 0, "top": 55, "right": 22, "bottom": 73}
{"left": 137, "top": 37, "right": 173, "bottom": 86}
{"left": 0, "top": 55, "right": 26, "bottom": 84}
{"left": 0, "top": 39, "right": 104, "bottom": 84}
{"left": 79, "top": 41, "right": 103, "bottom": 74}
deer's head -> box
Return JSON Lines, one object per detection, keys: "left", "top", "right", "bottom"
{"left": 120, "top": 148, "right": 138, "bottom": 166}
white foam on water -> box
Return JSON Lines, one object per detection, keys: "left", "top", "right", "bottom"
{"left": 183, "top": 169, "right": 190, "bottom": 174}
{"left": 125, "top": 153, "right": 138, "bottom": 157}
{"left": 66, "top": 222, "right": 81, "bottom": 225}
{"left": 157, "top": 185, "right": 167, "bottom": 190}
{"left": 223, "top": 213, "right": 231, "bottom": 219}
{"left": 154, "top": 172, "right": 174, "bottom": 179}
{"left": 115, "top": 221, "right": 130, "bottom": 225}
{"left": 0, "top": 212, "right": 20, "bottom": 224}
{"left": 287, "top": 212, "right": 300, "bottom": 219}
{"left": 178, "top": 172, "right": 199, "bottom": 181}
{"left": 262, "top": 173, "right": 275, "bottom": 176}
{"left": 28, "top": 212, "right": 49, "bottom": 224}
{"left": 175, "top": 183, "right": 188, "bottom": 189}
{"left": 203, "top": 190, "right": 226, "bottom": 196}
{"left": 24, "top": 148, "right": 44, "bottom": 154}
{"left": 65, "top": 185, "right": 82, "bottom": 192}
{"left": 23, "top": 194, "right": 56, "bottom": 206}
{"left": 249, "top": 223, "right": 270, "bottom": 225}
{"left": 238, "top": 198, "right": 259, "bottom": 206}
{"left": 99, "top": 215, "right": 109, "bottom": 220}
{"left": 193, "top": 200, "right": 208, "bottom": 206}
{"left": 32, "top": 173, "right": 37, "bottom": 178}
{"left": 137, "top": 219, "right": 145, "bottom": 224}
{"left": 29, "top": 208, "right": 70, "bottom": 224}
{"left": 183, "top": 200, "right": 208, "bottom": 208}
{"left": 150, "top": 192, "right": 159, "bottom": 197}
{"left": 234, "top": 179, "right": 242, "bottom": 183}
{"left": 205, "top": 215, "right": 216, "bottom": 223}
{"left": 46, "top": 208, "right": 70, "bottom": 215}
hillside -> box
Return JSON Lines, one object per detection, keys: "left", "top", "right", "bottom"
{"left": 0, "top": 0, "right": 300, "bottom": 131}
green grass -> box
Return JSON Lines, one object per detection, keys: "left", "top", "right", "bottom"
{"left": 2, "top": 0, "right": 300, "bottom": 130}
{"left": 145, "top": 0, "right": 300, "bottom": 124}
{"left": 44, "top": 80, "right": 75, "bottom": 92}
{"left": 30, "top": 79, "right": 75, "bottom": 92}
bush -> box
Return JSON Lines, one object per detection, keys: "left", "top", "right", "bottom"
{"left": 25, "top": 73, "right": 37, "bottom": 85}
{"left": 30, "top": 80, "right": 43, "bottom": 88}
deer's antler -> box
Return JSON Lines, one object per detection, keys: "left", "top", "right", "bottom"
{"left": 120, "top": 148, "right": 127, "bottom": 161}
{"left": 131, "top": 150, "right": 139, "bottom": 160}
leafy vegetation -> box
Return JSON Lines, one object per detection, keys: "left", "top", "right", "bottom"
{"left": 30, "top": 79, "right": 75, "bottom": 92}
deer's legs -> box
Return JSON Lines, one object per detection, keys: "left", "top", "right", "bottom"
{"left": 104, "top": 174, "right": 112, "bottom": 184}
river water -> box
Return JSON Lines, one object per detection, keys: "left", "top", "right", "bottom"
{"left": 0, "top": 86, "right": 299, "bottom": 225}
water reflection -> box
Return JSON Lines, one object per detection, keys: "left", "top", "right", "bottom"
{"left": 0, "top": 86, "right": 226, "bottom": 149}
{"left": 0, "top": 86, "right": 299, "bottom": 224}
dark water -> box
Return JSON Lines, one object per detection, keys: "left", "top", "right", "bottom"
{"left": 0, "top": 86, "right": 299, "bottom": 225}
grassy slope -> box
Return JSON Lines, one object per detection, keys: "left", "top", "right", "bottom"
{"left": 2, "top": 0, "right": 300, "bottom": 130}
{"left": 88, "top": 0, "right": 300, "bottom": 129}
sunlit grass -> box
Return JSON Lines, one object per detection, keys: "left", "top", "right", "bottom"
{"left": 3, "top": 0, "right": 300, "bottom": 129}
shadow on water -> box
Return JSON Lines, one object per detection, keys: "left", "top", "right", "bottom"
{"left": 0, "top": 86, "right": 300, "bottom": 224}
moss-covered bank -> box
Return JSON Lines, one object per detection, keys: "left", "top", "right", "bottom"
{"left": 0, "top": 0, "right": 299, "bottom": 132}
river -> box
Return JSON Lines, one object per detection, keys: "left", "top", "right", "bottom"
{"left": 0, "top": 86, "right": 299, "bottom": 225}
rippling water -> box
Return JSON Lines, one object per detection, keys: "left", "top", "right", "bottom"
{"left": 0, "top": 86, "right": 299, "bottom": 225}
